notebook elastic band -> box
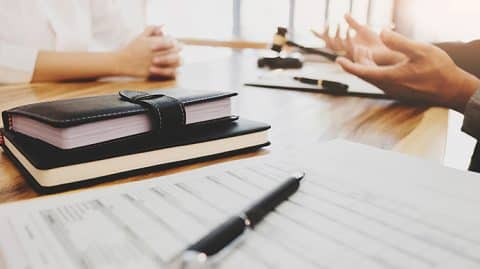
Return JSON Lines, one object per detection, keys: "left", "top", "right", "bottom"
{"left": 119, "top": 90, "right": 185, "bottom": 132}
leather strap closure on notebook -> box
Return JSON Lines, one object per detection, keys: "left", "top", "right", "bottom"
{"left": 119, "top": 90, "right": 185, "bottom": 132}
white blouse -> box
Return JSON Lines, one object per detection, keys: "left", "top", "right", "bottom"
{"left": 0, "top": 0, "right": 147, "bottom": 84}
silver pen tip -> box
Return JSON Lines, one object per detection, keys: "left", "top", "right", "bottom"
{"left": 292, "top": 171, "right": 306, "bottom": 181}
{"left": 181, "top": 251, "right": 208, "bottom": 269}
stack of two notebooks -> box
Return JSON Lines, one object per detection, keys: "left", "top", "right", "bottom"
{"left": 0, "top": 89, "right": 270, "bottom": 193}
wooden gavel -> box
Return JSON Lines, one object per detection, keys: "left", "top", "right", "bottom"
{"left": 271, "top": 27, "right": 338, "bottom": 61}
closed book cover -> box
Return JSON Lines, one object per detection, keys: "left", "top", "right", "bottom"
{"left": 2, "top": 88, "right": 237, "bottom": 149}
{"left": 0, "top": 118, "right": 270, "bottom": 193}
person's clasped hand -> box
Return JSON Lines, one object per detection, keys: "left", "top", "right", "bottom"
{"left": 335, "top": 30, "right": 480, "bottom": 113}
{"left": 115, "top": 25, "right": 182, "bottom": 79}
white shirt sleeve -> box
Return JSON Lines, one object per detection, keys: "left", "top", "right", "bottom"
{"left": 0, "top": 0, "right": 147, "bottom": 84}
{"left": 90, "top": 0, "right": 146, "bottom": 51}
{"left": 0, "top": 43, "right": 38, "bottom": 84}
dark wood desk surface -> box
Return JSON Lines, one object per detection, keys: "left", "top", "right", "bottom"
{"left": 0, "top": 48, "right": 448, "bottom": 204}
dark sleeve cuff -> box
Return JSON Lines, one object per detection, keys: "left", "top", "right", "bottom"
{"left": 436, "top": 41, "right": 480, "bottom": 78}
{"left": 462, "top": 89, "right": 480, "bottom": 139}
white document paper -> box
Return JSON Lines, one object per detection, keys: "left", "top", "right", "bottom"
{"left": 247, "top": 62, "right": 385, "bottom": 96}
{"left": 2, "top": 140, "right": 480, "bottom": 269}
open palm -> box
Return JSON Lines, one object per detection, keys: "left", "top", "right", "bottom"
{"left": 313, "top": 14, "right": 404, "bottom": 65}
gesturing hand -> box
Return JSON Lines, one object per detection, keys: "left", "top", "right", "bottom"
{"left": 313, "top": 14, "right": 404, "bottom": 65}
{"left": 336, "top": 30, "right": 480, "bottom": 113}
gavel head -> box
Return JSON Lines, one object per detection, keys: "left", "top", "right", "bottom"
{"left": 271, "top": 27, "right": 288, "bottom": 53}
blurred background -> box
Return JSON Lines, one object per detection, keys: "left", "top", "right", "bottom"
{"left": 114, "top": 0, "right": 480, "bottom": 169}
{"left": 118, "top": 0, "right": 480, "bottom": 46}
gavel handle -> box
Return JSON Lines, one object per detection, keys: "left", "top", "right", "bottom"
{"left": 286, "top": 41, "right": 338, "bottom": 61}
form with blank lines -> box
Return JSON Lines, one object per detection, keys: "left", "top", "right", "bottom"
{"left": 1, "top": 140, "right": 480, "bottom": 269}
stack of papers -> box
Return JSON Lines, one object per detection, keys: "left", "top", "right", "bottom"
{"left": 2, "top": 140, "right": 480, "bottom": 268}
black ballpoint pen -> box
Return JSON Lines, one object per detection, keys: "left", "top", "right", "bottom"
{"left": 294, "top": 76, "right": 349, "bottom": 92}
{"left": 181, "top": 172, "right": 305, "bottom": 267}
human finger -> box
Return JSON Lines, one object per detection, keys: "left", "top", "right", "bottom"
{"left": 344, "top": 28, "right": 355, "bottom": 57}
{"left": 142, "top": 25, "right": 158, "bottom": 36}
{"left": 152, "top": 25, "right": 164, "bottom": 36}
{"left": 345, "top": 14, "right": 364, "bottom": 32}
{"left": 380, "top": 30, "right": 426, "bottom": 58}
{"left": 153, "top": 45, "right": 182, "bottom": 58}
{"left": 336, "top": 56, "right": 398, "bottom": 81}
{"left": 311, "top": 28, "right": 323, "bottom": 39}
{"left": 150, "top": 36, "right": 175, "bottom": 51}
{"left": 149, "top": 66, "right": 177, "bottom": 78}
{"left": 152, "top": 53, "right": 181, "bottom": 67}
{"left": 323, "top": 26, "right": 336, "bottom": 49}
{"left": 333, "top": 24, "right": 344, "bottom": 51}
{"left": 312, "top": 25, "right": 335, "bottom": 49}
{"left": 353, "top": 47, "right": 376, "bottom": 66}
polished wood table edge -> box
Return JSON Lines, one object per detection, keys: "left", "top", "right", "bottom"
{"left": 178, "top": 38, "right": 268, "bottom": 49}
{"left": 393, "top": 107, "right": 448, "bottom": 162}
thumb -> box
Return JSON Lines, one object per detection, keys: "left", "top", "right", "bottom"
{"left": 142, "top": 25, "right": 163, "bottom": 36}
{"left": 353, "top": 47, "right": 376, "bottom": 66}
{"left": 380, "top": 30, "right": 424, "bottom": 58}
{"left": 153, "top": 25, "right": 164, "bottom": 36}
{"left": 336, "top": 56, "right": 395, "bottom": 81}
{"left": 337, "top": 57, "right": 367, "bottom": 77}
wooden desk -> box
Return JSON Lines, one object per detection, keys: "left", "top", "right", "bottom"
{"left": 0, "top": 47, "right": 448, "bottom": 204}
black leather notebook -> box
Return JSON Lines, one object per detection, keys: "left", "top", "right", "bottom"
{"left": 2, "top": 88, "right": 237, "bottom": 149}
{"left": 0, "top": 118, "right": 270, "bottom": 194}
